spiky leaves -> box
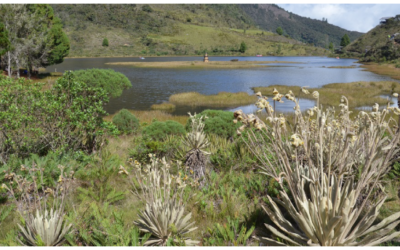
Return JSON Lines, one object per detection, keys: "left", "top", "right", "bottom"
{"left": 17, "top": 209, "right": 72, "bottom": 246}
{"left": 135, "top": 196, "right": 198, "bottom": 246}
{"left": 238, "top": 89, "right": 400, "bottom": 246}
{"left": 259, "top": 173, "right": 400, "bottom": 246}
{"left": 183, "top": 113, "right": 210, "bottom": 186}
{"left": 129, "top": 157, "right": 198, "bottom": 246}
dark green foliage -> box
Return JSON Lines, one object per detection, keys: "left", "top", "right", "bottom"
{"left": 0, "top": 72, "right": 117, "bottom": 163}
{"left": 75, "top": 151, "right": 126, "bottom": 204}
{"left": 66, "top": 202, "right": 150, "bottom": 246}
{"left": 186, "top": 110, "right": 240, "bottom": 138}
{"left": 47, "top": 17, "right": 70, "bottom": 65}
{"left": 130, "top": 135, "right": 183, "bottom": 163}
{"left": 15, "top": 4, "right": 70, "bottom": 69}
{"left": 141, "top": 4, "right": 153, "bottom": 13}
{"left": 340, "top": 34, "right": 351, "bottom": 47}
{"left": 276, "top": 26, "right": 283, "bottom": 35}
{"left": 203, "top": 217, "right": 255, "bottom": 246}
{"left": 0, "top": 22, "right": 9, "bottom": 56}
{"left": 0, "top": 152, "right": 80, "bottom": 189}
{"left": 239, "top": 41, "right": 247, "bottom": 53}
{"left": 329, "top": 42, "right": 334, "bottom": 51}
{"left": 102, "top": 37, "right": 109, "bottom": 47}
{"left": 389, "top": 161, "right": 400, "bottom": 179}
{"left": 143, "top": 120, "right": 185, "bottom": 141}
{"left": 112, "top": 109, "right": 139, "bottom": 134}
{"left": 72, "top": 68, "right": 132, "bottom": 98}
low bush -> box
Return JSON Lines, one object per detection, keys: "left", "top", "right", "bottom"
{"left": 112, "top": 109, "right": 140, "bottom": 134}
{"left": 0, "top": 72, "right": 117, "bottom": 163}
{"left": 143, "top": 120, "right": 185, "bottom": 141}
{"left": 72, "top": 68, "right": 131, "bottom": 98}
{"left": 129, "top": 136, "right": 183, "bottom": 163}
{"left": 186, "top": 110, "right": 240, "bottom": 139}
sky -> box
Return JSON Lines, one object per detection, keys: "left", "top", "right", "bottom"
{"left": 277, "top": 4, "right": 400, "bottom": 33}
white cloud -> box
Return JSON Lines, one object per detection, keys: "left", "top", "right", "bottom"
{"left": 278, "top": 4, "right": 400, "bottom": 33}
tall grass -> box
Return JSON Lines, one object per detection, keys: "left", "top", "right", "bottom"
{"left": 253, "top": 80, "right": 400, "bottom": 108}
{"left": 361, "top": 63, "right": 400, "bottom": 81}
{"left": 104, "top": 110, "right": 188, "bottom": 125}
{"left": 169, "top": 91, "right": 257, "bottom": 107}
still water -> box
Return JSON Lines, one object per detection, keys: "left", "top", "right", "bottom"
{"left": 45, "top": 56, "right": 397, "bottom": 115}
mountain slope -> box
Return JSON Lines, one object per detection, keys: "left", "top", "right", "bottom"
{"left": 51, "top": 4, "right": 330, "bottom": 57}
{"left": 239, "top": 4, "right": 364, "bottom": 48}
{"left": 345, "top": 16, "right": 400, "bottom": 62}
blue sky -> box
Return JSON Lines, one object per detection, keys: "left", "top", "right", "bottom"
{"left": 275, "top": 4, "right": 400, "bottom": 33}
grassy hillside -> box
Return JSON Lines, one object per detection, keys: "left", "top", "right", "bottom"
{"left": 239, "top": 4, "right": 364, "bottom": 48}
{"left": 345, "top": 15, "right": 400, "bottom": 62}
{"left": 51, "top": 4, "right": 329, "bottom": 57}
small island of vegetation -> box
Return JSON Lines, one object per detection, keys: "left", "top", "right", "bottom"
{"left": 106, "top": 60, "right": 299, "bottom": 69}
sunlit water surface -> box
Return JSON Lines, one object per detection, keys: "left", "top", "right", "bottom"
{"left": 46, "top": 56, "right": 398, "bottom": 115}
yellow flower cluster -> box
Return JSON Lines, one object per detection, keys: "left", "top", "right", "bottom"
{"left": 290, "top": 134, "right": 304, "bottom": 148}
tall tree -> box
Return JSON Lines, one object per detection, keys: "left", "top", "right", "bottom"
{"left": 0, "top": 4, "right": 69, "bottom": 78}
{"left": 0, "top": 22, "right": 10, "bottom": 56}
{"left": 25, "top": 4, "right": 70, "bottom": 77}
{"left": 340, "top": 34, "right": 351, "bottom": 47}
{"left": 0, "top": 5, "right": 30, "bottom": 78}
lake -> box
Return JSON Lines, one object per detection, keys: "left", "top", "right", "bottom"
{"left": 45, "top": 56, "right": 398, "bottom": 115}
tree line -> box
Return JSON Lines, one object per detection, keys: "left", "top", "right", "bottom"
{"left": 0, "top": 4, "right": 70, "bottom": 78}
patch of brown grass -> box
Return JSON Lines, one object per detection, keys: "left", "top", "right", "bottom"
{"left": 104, "top": 109, "right": 188, "bottom": 125}
{"left": 253, "top": 80, "right": 400, "bottom": 108}
{"left": 361, "top": 62, "right": 400, "bottom": 80}
{"left": 169, "top": 91, "right": 257, "bottom": 107}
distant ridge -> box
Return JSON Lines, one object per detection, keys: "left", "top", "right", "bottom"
{"left": 344, "top": 15, "right": 400, "bottom": 62}
{"left": 50, "top": 4, "right": 369, "bottom": 57}
{"left": 239, "top": 4, "right": 364, "bottom": 48}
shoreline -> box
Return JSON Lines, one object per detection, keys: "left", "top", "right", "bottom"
{"left": 64, "top": 54, "right": 329, "bottom": 59}
{"left": 105, "top": 60, "right": 300, "bottom": 69}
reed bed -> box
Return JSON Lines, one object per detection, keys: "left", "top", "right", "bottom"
{"left": 169, "top": 91, "right": 257, "bottom": 107}
{"left": 361, "top": 62, "right": 400, "bottom": 80}
{"left": 150, "top": 102, "right": 176, "bottom": 111}
{"left": 253, "top": 80, "right": 400, "bottom": 108}
{"left": 104, "top": 109, "right": 188, "bottom": 125}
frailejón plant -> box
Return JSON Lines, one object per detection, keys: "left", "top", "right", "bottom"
{"left": 124, "top": 156, "right": 198, "bottom": 246}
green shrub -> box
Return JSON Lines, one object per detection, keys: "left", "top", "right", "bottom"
{"left": 143, "top": 120, "right": 185, "bottom": 141}
{"left": 130, "top": 135, "right": 184, "bottom": 164}
{"left": 102, "top": 38, "right": 109, "bottom": 47}
{"left": 0, "top": 72, "right": 117, "bottom": 162}
{"left": 186, "top": 110, "right": 240, "bottom": 139}
{"left": 112, "top": 109, "right": 140, "bottom": 134}
{"left": 73, "top": 68, "right": 131, "bottom": 98}
{"left": 141, "top": 4, "right": 153, "bottom": 12}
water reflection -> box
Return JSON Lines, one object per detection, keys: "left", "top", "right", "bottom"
{"left": 226, "top": 98, "right": 315, "bottom": 114}
{"left": 357, "top": 95, "right": 397, "bottom": 111}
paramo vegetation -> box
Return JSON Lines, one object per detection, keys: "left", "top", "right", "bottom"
{"left": 1, "top": 67, "right": 400, "bottom": 245}
{"left": 2, "top": 3, "right": 400, "bottom": 247}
